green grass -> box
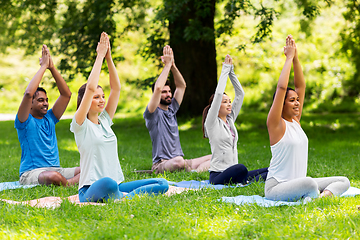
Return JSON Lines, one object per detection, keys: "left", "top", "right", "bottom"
{"left": 0, "top": 112, "right": 360, "bottom": 239}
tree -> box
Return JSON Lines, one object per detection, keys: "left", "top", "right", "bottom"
{"left": 1, "top": 0, "right": 344, "bottom": 115}
{"left": 341, "top": 0, "right": 360, "bottom": 97}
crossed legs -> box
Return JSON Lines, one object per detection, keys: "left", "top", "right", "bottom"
{"left": 38, "top": 167, "right": 81, "bottom": 186}
{"left": 265, "top": 176, "right": 350, "bottom": 201}
{"left": 152, "top": 155, "right": 211, "bottom": 174}
{"left": 78, "top": 177, "right": 169, "bottom": 203}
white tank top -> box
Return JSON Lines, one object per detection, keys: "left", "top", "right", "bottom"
{"left": 267, "top": 118, "right": 308, "bottom": 182}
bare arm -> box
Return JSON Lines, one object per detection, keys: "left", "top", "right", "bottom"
{"left": 49, "top": 53, "right": 72, "bottom": 120}
{"left": 147, "top": 45, "right": 173, "bottom": 113}
{"left": 75, "top": 32, "right": 108, "bottom": 125}
{"left": 17, "top": 45, "right": 49, "bottom": 123}
{"left": 293, "top": 44, "right": 305, "bottom": 121}
{"left": 267, "top": 35, "right": 295, "bottom": 145}
{"left": 104, "top": 38, "right": 121, "bottom": 119}
{"left": 172, "top": 59, "right": 186, "bottom": 106}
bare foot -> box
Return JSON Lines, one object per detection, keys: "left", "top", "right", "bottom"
{"left": 320, "top": 190, "right": 333, "bottom": 198}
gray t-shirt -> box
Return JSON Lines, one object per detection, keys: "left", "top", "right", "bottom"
{"left": 143, "top": 99, "right": 184, "bottom": 164}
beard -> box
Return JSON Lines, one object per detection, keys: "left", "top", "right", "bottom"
{"left": 160, "top": 97, "right": 172, "bottom": 106}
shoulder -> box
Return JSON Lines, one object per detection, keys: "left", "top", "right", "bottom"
{"left": 144, "top": 106, "right": 159, "bottom": 120}
{"left": 100, "top": 110, "right": 113, "bottom": 126}
{"left": 45, "top": 109, "right": 59, "bottom": 124}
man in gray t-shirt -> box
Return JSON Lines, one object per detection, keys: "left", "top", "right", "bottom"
{"left": 143, "top": 45, "right": 211, "bottom": 174}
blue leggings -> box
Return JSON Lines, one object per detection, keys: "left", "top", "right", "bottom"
{"left": 79, "top": 177, "right": 169, "bottom": 203}
{"left": 209, "top": 164, "right": 268, "bottom": 185}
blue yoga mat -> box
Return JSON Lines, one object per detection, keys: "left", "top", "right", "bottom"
{"left": 220, "top": 187, "right": 360, "bottom": 207}
{"left": 168, "top": 180, "right": 249, "bottom": 189}
{"left": 0, "top": 181, "right": 38, "bottom": 192}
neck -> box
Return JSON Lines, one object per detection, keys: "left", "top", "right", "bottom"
{"left": 282, "top": 114, "right": 293, "bottom": 122}
{"left": 87, "top": 111, "right": 99, "bottom": 124}
{"left": 158, "top": 104, "right": 169, "bottom": 111}
{"left": 30, "top": 111, "right": 44, "bottom": 119}
{"left": 219, "top": 115, "right": 227, "bottom": 123}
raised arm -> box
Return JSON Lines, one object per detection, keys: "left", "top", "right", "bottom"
{"left": 172, "top": 55, "right": 186, "bottom": 105}
{"left": 49, "top": 50, "right": 72, "bottom": 120}
{"left": 228, "top": 63, "right": 245, "bottom": 121}
{"left": 292, "top": 40, "right": 305, "bottom": 121}
{"left": 147, "top": 45, "right": 173, "bottom": 113}
{"left": 267, "top": 35, "right": 296, "bottom": 145}
{"left": 17, "top": 45, "right": 49, "bottom": 123}
{"left": 205, "top": 55, "right": 232, "bottom": 129}
{"left": 75, "top": 32, "right": 108, "bottom": 125}
{"left": 104, "top": 37, "right": 121, "bottom": 119}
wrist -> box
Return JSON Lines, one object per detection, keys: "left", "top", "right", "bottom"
{"left": 40, "top": 65, "right": 48, "bottom": 70}
{"left": 96, "top": 54, "right": 106, "bottom": 60}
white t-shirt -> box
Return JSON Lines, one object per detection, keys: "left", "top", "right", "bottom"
{"left": 70, "top": 110, "right": 124, "bottom": 189}
{"left": 267, "top": 119, "right": 308, "bottom": 182}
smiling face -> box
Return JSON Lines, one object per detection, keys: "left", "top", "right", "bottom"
{"left": 282, "top": 90, "right": 300, "bottom": 119}
{"left": 89, "top": 87, "right": 106, "bottom": 114}
{"left": 30, "top": 91, "right": 49, "bottom": 119}
{"left": 218, "top": 94, "right": 232, "bottom": 119}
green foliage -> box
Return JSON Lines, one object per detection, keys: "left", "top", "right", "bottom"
{"left": 0, "top": 0, "right": 58, "bottom": 54}
{"left": 58, "top": 0, "right": 117, "bottom": 80}
{"left": 341, "top": 0, "right": 360, "bottom": 97}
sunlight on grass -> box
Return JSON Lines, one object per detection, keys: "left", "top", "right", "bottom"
{"left": 179, "top": 119, "right": 196, "bottom": 131}
{"left": 237, "top": 122, "right": 254, "bottom": 131}
{"left": 0, "top": 140, "right": 10, "bottom": 145}
{"left": 58, "top": 139, "right": 78, "bottom": 151}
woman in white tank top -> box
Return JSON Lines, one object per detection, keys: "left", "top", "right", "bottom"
{"left": 265, "top": 35, "right": 350, "bottom": 201}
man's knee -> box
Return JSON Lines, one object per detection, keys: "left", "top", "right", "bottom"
{"left": 38, "top": 171, "right": 66, "bottom": 186}
{"left": 168, "top": 157, "right": 187, "bottom": 170}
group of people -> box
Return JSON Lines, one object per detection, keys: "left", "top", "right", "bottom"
{"left": 14, "top": 32, "right": 350, "bottom": 203}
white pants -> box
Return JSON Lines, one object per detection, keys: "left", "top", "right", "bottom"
{"left": 265, "top": 176, "right": 350, "bottom": 201}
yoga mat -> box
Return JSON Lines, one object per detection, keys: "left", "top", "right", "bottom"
{"left": 0, "top": 181, "right": 38, "bottom": 192}
{"left": 169, "top": 180, "right": 248, "bottom": 189}
{"left": 220, "top": 186, "right": 360, "bottom": 207}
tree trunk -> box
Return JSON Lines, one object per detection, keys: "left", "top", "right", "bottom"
{"left": 167, "top": 0, "right": 218, "bottom": 117}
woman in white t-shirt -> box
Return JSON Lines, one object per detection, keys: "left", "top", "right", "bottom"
{"left": 265, "top": 35, "right": 349, "bottom": 201}
{"left": 70, "top": 32, "right": 168, "bottom": 203}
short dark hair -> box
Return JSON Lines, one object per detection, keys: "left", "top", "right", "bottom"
{"left": 77, "top": 83, "right": 103, "bottom": 110}
{"left": 151, "top": 80, "right": 170, "bottom": 93}
{"left": 33, "top": 87, "right": 47, "bottom": 99}
{"left": 272, "top": 87, "right": 295, "bottom": 104}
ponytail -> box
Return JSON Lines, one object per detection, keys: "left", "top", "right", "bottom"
{"left": 202, "top": 94, "right": 215, "bottom": 138}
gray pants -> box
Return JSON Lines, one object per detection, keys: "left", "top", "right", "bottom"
{"left": 265, "top": 176, "right": 350, "bottom": 201}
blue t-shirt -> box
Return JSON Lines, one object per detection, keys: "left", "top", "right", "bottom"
{"left": 143, "top": 99, "right": 184, "bottom": 164}
{"left": 15, "top": 109, "right": 60, "bottom": 176}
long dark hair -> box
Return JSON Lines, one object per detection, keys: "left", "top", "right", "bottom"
{"left": 202, "top": 92, "right": 227, "bottom": 138}
{"left": 76, "top": 83, "right": 103, "bottom": 110}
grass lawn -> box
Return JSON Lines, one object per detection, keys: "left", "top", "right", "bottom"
{"left": 0, "top": 112, "right": 359, "bottom": 239}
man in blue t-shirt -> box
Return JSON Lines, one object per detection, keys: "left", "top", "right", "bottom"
{"left": 143, "top": 45, "right": 211, "bottom": 174}
{"left": 15, "top": 44, "right": 80, "bottom": 186}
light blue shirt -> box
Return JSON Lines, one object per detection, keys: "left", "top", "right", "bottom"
{"left": 70, "top": 110, "right": 124, "bottom": 190}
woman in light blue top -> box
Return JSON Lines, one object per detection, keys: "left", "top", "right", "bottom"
{"left": 265, "top": 35, "right": 349, "bottom": 201}
{"left": 70, "top": 32, "right": 168, "bottom": 202}
{"left": 202, "top": 54, "right": 268, "bottom": 185}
